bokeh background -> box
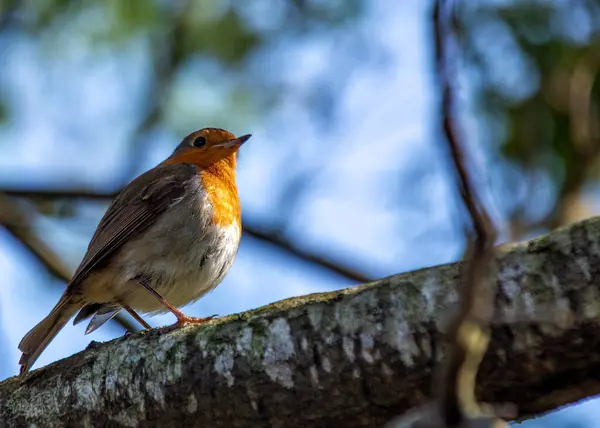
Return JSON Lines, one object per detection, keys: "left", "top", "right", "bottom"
{"left": 1, "top": 0, "right": 599, "bottom": 426}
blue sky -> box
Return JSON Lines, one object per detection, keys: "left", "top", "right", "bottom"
{"left": 0, "top": 1, "right": 598, "bottom": 426}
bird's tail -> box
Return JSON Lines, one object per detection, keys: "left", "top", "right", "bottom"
{"left": 18, "top": 294, "right": 79, "bottom": 376}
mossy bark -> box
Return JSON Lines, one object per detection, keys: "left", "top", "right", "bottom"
{"left": 1, "top": 217, "right": 600, "bottom": 427}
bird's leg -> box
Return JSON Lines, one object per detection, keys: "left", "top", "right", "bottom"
{"left": 135, "top": 276, "right": 217, "bottom": 329}
{"left": 119, "top": 301, "right": 152, "bottom": 330}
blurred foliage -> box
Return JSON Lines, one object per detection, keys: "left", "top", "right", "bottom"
{"left": 459, "top": 0, "right": 600, "bottom": 233}
{"left": 1, "top": 0, "right": 365, "bottom": 63}
{"left": 1, "top": 0, "right": 597, "bottom": 234}
{"left": 0, "top": 0, "right": 366, "bottom": 122}
{"left": 0, "top": 0, "right": 367, "bottom": 216}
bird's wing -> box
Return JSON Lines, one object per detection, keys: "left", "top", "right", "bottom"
{"left": 67, "top": 162, "right": 198, "bottom": 292}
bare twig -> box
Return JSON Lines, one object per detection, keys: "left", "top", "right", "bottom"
{"left": 243, "top": 221, "right": 372, "bottom": 283}
{"left": 1, "top": 188, "right": 120, "bottom": 200}
{"left": 0, "top": 195, "right": 73, "bottom": 280}
{"left": 434, "top": 0, "right": 510, "bottom": 424}
{"left": 389, "top": 1, "right": 509, "bottom": 426}
{"left": 433, "top": 0, "right": 506, "bottom": 424}
{"left": 1, "top": 188, "right": 373, "bottom": 283}
{"left": 0, "top": 194, "right": 137, "bottom": 333}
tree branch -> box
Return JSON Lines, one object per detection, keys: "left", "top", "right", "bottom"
{"left": 0, "top": 188, "right": 373, "bottom": 283}
{"left": 1, "top": 216, "right": 599, "bottom": 427}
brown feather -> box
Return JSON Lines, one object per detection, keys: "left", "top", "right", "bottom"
{"left": 18, "top": 294, "right": 79, "bottom": 375}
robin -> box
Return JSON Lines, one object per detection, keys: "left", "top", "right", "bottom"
{"left": 18, "top": 127, "right": 251, "bottom": 375}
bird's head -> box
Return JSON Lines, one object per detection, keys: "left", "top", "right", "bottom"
{"left": 166, "top": 128, "right": 251, "bottom": 169}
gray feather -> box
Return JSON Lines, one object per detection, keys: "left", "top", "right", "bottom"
{"left": 85, "top": 306, "right": 121, "bottom": 334}
{"left": 73, "top": 303, "right": 103, "bottom": 325}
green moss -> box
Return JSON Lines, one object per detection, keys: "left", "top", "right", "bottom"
{"left": 166, "top": 342, "right": 183, "bottom": 362}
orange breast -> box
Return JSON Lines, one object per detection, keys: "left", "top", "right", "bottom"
{"left": 198, "top": 161, "right": 241, "bottom": 229}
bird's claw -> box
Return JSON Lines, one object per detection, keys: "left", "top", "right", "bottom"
{"left": 160, "top": 314, "right": 218, "bottom": 333}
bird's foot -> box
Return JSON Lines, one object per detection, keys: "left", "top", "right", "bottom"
{"left": 160, "top": 314, "right": 218, "bottom": 333}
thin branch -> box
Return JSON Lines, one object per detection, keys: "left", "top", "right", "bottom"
{"left": 390, "top": 1, "right": 508, "bottom": 426}
{"left": 243, "top": 222, "right": 372, "bottom": 283}
{"left": 2, "top": 189, "right": 120, "bottom": 200}
{"left": 0, "top": 194, "right": 137, "bottom": 333}
{"left": 0, "top": 195, "right": 73, "bottom": 280}
{"left": 0, "top": 188, "right": 373, "bottom": 283}
{"left": 433, "top": 0, "right": 506, "bottom": 425}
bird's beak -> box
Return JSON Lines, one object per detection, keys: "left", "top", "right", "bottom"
{"left": 211, "top": 134, "right": 252, "bottom": 149}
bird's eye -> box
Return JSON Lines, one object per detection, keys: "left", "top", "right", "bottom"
{"left": 191, "top": 136, "right": 207, "bottom": 148}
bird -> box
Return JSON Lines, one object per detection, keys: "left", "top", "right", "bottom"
{"left": 18, "top": 127, "right": 251, "bottom": 375}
